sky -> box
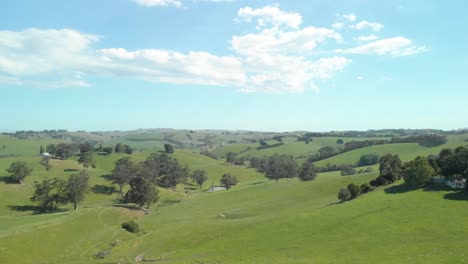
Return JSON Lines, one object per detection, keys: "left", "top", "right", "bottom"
{"left": 1, "top": 0, "right": 468, "bottom": 132}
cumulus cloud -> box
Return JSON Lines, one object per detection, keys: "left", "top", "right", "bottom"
{"left": 237, "top": 5, "right": 303, "bottom": 29}
{"left": 351, "top": 20, "right": 384, "bottom": 32}
{"left": 339, "top": 37, "right": 429, "bottom": 56}
{"left": 0, "top": 6, "right": 427, "bottom": 93}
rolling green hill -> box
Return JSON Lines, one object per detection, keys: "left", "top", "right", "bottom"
{"left": 0, "top": 132, "right": 467, "bottom": 263}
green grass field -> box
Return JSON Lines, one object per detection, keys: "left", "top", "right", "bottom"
{"left": 0, "top": 133, "right": 467, "bottom": 263}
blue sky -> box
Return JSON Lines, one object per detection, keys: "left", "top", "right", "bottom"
{"left": 1, "top": 0, "right": 467, "bottom": 132}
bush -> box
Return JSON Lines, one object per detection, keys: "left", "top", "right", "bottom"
{"left": 338, "top": 188, "right": 350, "bottom": 202}
{"left": 122, "top": 221, "right": 140, "bottom": 234}
{"left": 340, "top": 165, "right": 356, "bottom": 176}
{"left": 360, "top": 183, "right": 373, "bottom": 194}
{"left": 357, "top": 153, "right": 380, "bottom": 166}
{"left": 347, "top": 184, "right": 360, "bottom": 199}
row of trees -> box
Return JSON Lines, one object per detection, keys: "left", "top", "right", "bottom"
{"left": 338, "top": 154, "right": 403, "bottom": 201}
{"left": 338, "top": 146, "right": 468, "bottom": 202}
{"left": 249, "top": 154, "right": 317, "bottom": 182}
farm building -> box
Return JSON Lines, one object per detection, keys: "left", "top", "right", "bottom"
{"left": 431, "top": 176, "right": 466, "bottom": 189}
{"left": 41, "top": 152, "right": 51, "bottom": 157}
{"left": 446, "top": 177, "right": 466, "bottom": 189}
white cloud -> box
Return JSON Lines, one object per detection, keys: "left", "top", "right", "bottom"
{"left": 331, "top": 22, "right": 344, "bottom": 30}
{"left": 353, "top": 35, "right": 379, "bottom": 41}
{"left": 340, "top": 36, "right": 429, "bottom": 56}
{"left": 131, "top": 0, "right": 183, "bottom": 7}
{"left": 341, "top": 13, "right": 357, "bottom": 22}
{"left": 0, "top": 6, "right": 428, "bottom": 94}
{"left": 231, "top": 26, "right": 342, "bottom": 56}
{"left": 352, "top": 20, "right": 384, "bottom": 32}
{"left": 237, "top": 5, "right": 302, "bottom": 29}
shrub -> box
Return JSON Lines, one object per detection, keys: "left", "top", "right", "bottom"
{"left": 347, "top": 184, "right": 360, "bottom": 199}
{"left": 357, "top": 153, "right": 380, "bottom": 166}
{"left": 340, "top": 165, "right": 356, "bottom": 176}
{"left": 338, "top": 188, "right": 350, "bottom": 202}
{"left": 360, "top": 183, "right": 373, "bottom": 194}
{"left": 122, "top": 221, "right": 140, "bottom": 234}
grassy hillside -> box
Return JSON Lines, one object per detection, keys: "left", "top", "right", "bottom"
{"left": 0, "top": 133, "right": 467, "bottom": 263}
{"left": 213, "top": 137, "right": 391, "bottom": 159}
{"left": 315, "top": 140, "right": 468, "bottom": 167}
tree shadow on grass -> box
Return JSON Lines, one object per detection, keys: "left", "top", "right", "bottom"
{"left": 8, "top": 205, "right": 68, "bottom": 215}
{"left": 0, "top": 175, "right": 18, "bottom": 184}
{"left": 384, "top": 183, "right": 414, "bottom": 194}
{"left": 112, "top": 204, "right": 143, "bottom": 211}
{"left": 422, "top": 183, "right": 452, "bottom": 192}
{"left": 443, "top": 191, "right": 468, "bottom": 201}
{"left": 100, "top": 174, "right": 113, "bottom": 181}
{"left": 249, "top": 181, "right": 266, "bottom": 186}
{"left": 91, "top": 184, "right": 117, "bottom": 195}
{"left": 327, "top": 201, "right": 344, "bottom": 206}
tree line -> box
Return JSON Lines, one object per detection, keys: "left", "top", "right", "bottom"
{"left": 337, "top": 146, "right": 468, "bottom": 202}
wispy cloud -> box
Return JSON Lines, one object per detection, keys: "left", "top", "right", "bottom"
{"left": 339, "top": 37, "right": 429, "bottom": 56}
{"left": 131, "top": 0, "right": 233, "bottom": 8}
{"left": 131, "top": 0, "right": 183, "bottom": 8}
{"left": 353, "top": 35, "right": 379, "bottom": 41}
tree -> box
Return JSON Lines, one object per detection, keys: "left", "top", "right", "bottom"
{"left": 50, "top": 178, "right": 68, "bottom": 209}
{"left": 440, "top": 147, "right": 468, "bottom": 179}
{"left": 30, "top": 178, "right": 55, "bottom": 211}
{"left": 39, "top": 145, "right": 44, "bottom": 154}
{"left": 115, "top": 143, "right": 132, "bottom": 154}
{"left": 79, "top": 142, "right": 93, "bottom": 153}
{"left": 46, "top": 144, "right": 57, "bottom": 155}
{"left": 338, "top": 188, "right": 350, "bottom": 202}
{"left": 142, "top": 153, "right": 189, "bottom": 189}
{"left": 78, "top": 152, "right": 93, "bottom": 168}
{"left": 298, "top": 161, "right": 317, "bottom": 181}
{"left": 357, "top": 153, "right": 380, "bottom": 166}
{"left": 318, "top": 146, "right": 336, "bottom": 158}
{"left": 347, "top": 183, "right": 360, "bottom": 199}
{"left": 191, "top": 169, "right": 208, "bottom": 189}
{"left": 379, "top": 154, "right": 403, "bottom": 182}
{"left": 125, "top": 174, "right": 159, "bottom": 208}
{"left": 265, "top": 154, "right": 298, "bottom": 182}
{"left": 164, "top": 144, "right": 174, "bottom": 154}
{"left": 360, "top": 183, "right": 372, "bottom": 194}
{"left": 39, "top": 156, "right": 51, "bottom": 171}
{"left": 402, "top": 156, "right": 435, "bottom": 188}
{"left": 30, "top": 178, "right": 68, "bottom": 211}
{"left": 340, "top": 165, "right": 356, "bottom": 176}
{"left": 226, "top": 152, "right": 236, "bottom": 165}
{"left": 56, "top": 143, "right": 76, "bottom": 160}
{"left": 427, "top": 156, "right": 441, "bottom": 175}
{"left": 102, "top": 147, "right": 113, "bottom": 155}
{"left": 336, "top": 139, "right": 344, "bottom": 145}
{"left": 220, "top": 174, "right": 238, "bottom": 190}
{"left": 111, "top": 157, "right": 137, "bottom": 194}
{"left": 6, "top": 161, "right": 33, "bottom": 184}
{"left": 66, "top": 171, "right": 89, "bottom": 210}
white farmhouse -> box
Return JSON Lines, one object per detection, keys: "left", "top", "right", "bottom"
{"left": 446, "top": 177, "right": 466, "bottom": 189}
{"left": 41, "top": 152, "right": 51, "bottom": 157}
